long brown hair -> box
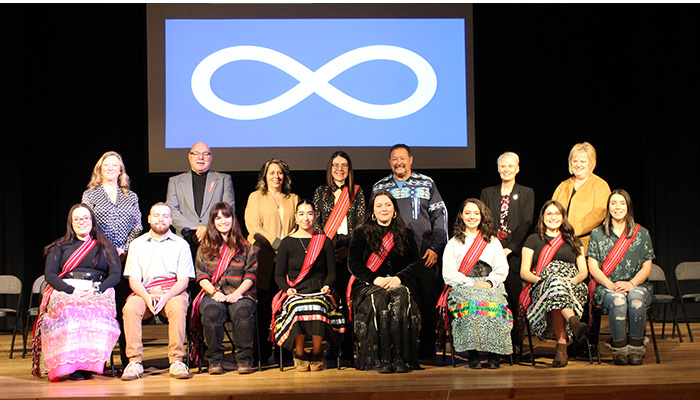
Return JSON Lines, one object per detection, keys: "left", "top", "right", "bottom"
{"left": 199, "top": 202, "right": 247, "bottom": 258}
{"left": 324, "top": 151, "right": 356, "bottom": 203}
{"left": 43, "top": 203, "right": 118, "bottom": 266}
{"left": 535, "top": 200, "right": 580, "bottom": 256}
{"left": 362, "top": 191, "right": 408, "bottom": 255}
{"left": 452, "top": 198, "right": 496, "bottom": 244}
{"left": 602, "top": 189, "right": 637, "bottom": 238}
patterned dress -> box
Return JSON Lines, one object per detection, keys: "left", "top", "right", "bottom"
{"left": 443, "top": 234, "right": 513, "bottom": 354}
{"left": 82, "top": 185, "right": 142, "bottom": 251}
{"left": 272, "top": 236, "right": 345, "bottom": 351}
{"left": 523, "top": 234, "right": 587, "bottom": 340}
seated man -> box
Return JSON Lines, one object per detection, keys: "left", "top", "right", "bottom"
{"left": 121, "top": 202, "right": 196, "bottom": 381}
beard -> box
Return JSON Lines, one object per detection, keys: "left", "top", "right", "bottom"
{"left": 150, "top": 222, "right": 171, "bottom": 235}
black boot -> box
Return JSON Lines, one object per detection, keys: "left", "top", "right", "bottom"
{"left": 378, "top": 310, "right": 393, "bottom": 373}
{"left": 468, "top": 350, "right": 482, "bottom": 369}
{"left": 391, "top": 305, "right": 409, "bottom": 373}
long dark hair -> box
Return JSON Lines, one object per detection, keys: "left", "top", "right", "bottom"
{"left": 43, "top": 203, "right": 118, "bottom": 266}
{"left": 452, "top": 198, "right": 496, "bottom": 244}
{"left": 200, "top": 202, "right": 247, "bottom": 258}
{"left": 535, "top": 200, "right": 580, "bottom": 256}
{"left": 324, "top": 151, "right": 356, "bottom": 203}
{"left": 291, "top": 198, "right": 320, "bottom": 234}
{"left": 255, "top": 158, "right": 292, "bottom": 195}
{"left": 602, "top": 189, "right": 637, "bottom": 238}
{"left": 362, "top": 191, "right": 407, "bottom": 255}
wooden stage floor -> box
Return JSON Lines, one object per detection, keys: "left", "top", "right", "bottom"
{"left": 1, "top": 323, "right": 699, "bottom": 400}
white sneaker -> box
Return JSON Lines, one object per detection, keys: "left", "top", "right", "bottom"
{"left": 169, "top": 361, "right": 192, "bottom": 379}
{"left": 121, "top": 361, "right": 143, "bottom": 381}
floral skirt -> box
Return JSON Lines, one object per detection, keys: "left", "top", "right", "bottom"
{"left": 526, "top": 260, "right": 587, "bottom": 340}
{"left": 41, "top": 288, "right": 120, "bottom": 381}
{"left": 448, "top": 279, "right": 513, "bottom": 354}
{"left": 273, "top": 293, "right": 345, "bottom": 351}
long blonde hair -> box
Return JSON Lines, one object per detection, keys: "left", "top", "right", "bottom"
{"left": 87, "top": 151, "right": 131, "bottom": 194}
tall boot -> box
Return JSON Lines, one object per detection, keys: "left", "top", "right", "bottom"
{"left": 604, "top": 338, "right": 628, "bottom": 365}
{"left": 568, "top": 315, "right": 590, "bottom": 343}
{"left": 378, "top": 310, "right": 393, "bottom": 373}
{"left": 391, "top": 306, "right": 409, "bottom": 373}
{"left": 552, "top": 343, "right": 568, "bottom": 368}
{"left": 628, "top": 337, "right": 648, "bottom": 366}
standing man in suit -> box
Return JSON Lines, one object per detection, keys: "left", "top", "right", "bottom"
{"left": 166, "top": 142, "right": 235, "bottom": 255}
{"left": 480, "top": 151, "right": 534, "bottom": 352}
{"left": 373, "top": 144, "right": 448, "bottom": 359}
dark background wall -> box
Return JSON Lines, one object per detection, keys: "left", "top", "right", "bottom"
{"left": 2, "top": 4, "right": 699, "bottom": 311}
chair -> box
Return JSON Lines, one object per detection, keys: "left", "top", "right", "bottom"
{"left": 22, "top": 275, "right": 46, "bottom": 358}
{"left": 675, "top": 261, "right": 700, "bottom": 343}
{"left": 0, "top": 275, "right": 23, "bottom": 358}
{"left": 649, "top": 264, "right": 683, "bottom": 342}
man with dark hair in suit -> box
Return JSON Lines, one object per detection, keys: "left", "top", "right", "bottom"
{"left": 166, "top": 142, "right": 235, "bottom": 254}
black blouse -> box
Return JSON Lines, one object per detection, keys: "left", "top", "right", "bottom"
{"left": 523, "top": 234, "right": 583, "bottom": 266}
{"left": 44, "top": 239, "right": 122, "bottom": 294}
{"left": 312, "top": 184, "right": 366, "bottom": 246}
{"left": 275, "top": 235, "right": 336, "bottom": 293}
{"left": 347, "top": 225, "right": 424, "bottom": 291}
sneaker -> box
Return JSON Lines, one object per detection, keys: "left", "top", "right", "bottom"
{"left": 237, "top": 361, "right": 254, "bottom": 374}
{"left": 208, "top": 362, "right": 223, "bottom": 375}
{"left": 169, "top": 361, "right": 192, "bottom": 379}
{"left": 121, "top": 361, "right": 144, "bottom": 381}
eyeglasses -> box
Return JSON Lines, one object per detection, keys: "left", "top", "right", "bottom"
{"left": 189, "top": 151, "right": 212, "bottom": 158}
{"left": 544, "top": 211, "right": 562, "bottom": 217}
{"left": 72, "top": 216, "right": 92, "bottom": 224}
{"left": 332, "top": 163, "right": 349, "bottom": 169}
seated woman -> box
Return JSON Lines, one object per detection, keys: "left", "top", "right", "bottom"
{"left": 587, "top": 189, "right": 654, "bottom": 365}
{"left": 191, "top": 202, "right": 258, "bottom": 375}
{"left": 272, "top": 199, "right": 344, "bottom": 372}
{"left": 348, "top": 191, "right": 423, "bottom": 373}
{"left": 440, "top": 199, "right": 513, "bottom": 369}
{"left": 33, "top": 204, "right": 121, "bottom": 381}
{"left": 520, "top": 200, "right": 589, "bottom": 368}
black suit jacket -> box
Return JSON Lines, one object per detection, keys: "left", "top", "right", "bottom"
{"left": 480, "top": 183, "right": 535, "bottom": 256}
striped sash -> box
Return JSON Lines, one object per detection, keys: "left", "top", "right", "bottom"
{"left": 32, "top": 237, "right": 97, "bottom": 377}
{"left": 436, "top": 233, "right": 488, "bottom": 330}
{"left": 271, "top": 234, "right": 327, "bottom": 327}
{"left": 323, "top": 185, "right": 359, "bottom": 240}
{"left": 517, "top": 233, "right": 564, "bottom": 330}
{"left": 587, "top": 224, "right": 641, "bottom": 320}
{"left": 189, "top": 245, "right": 234, "bottom": 363}
{"left": 346, "top": 231, "right": 394, "bottom": 321}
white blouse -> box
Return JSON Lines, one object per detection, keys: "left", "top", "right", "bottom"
{"left": 442, "top": 233, "right": 509, "bottom": 289}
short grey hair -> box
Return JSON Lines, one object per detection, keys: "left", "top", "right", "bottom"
{"left": 497, "top": 151, "right": 520, "bottom": 166}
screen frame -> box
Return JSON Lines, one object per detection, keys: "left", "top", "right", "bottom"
{"left": 147, "top": 3, "right": 475, "bottom": 172}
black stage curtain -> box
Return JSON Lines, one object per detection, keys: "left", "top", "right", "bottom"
{"left": 1, "top": 4, "right": 699, "bottom": 320}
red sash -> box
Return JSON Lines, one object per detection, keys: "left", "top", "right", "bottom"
{"left": 32, "top": 237, "right": 97, "bottom": 377}
{"left": 517, "top": 233, "right": 565, "bottom": 330}
{"left": 345, "top": 231, "right": 394, "bottom": 321}
{"left": 323, "top": 185, "right": 359, "bottom": 240}
{"left": 436, "top": 233, "right": 489, "bottom": 330}
{"left": 587, "top": 224, "right": 641, "bottom": 321}
{"left": 189, "top": 245, "right": 234, "bottom": 363}
{"left": 270, "top": 234, "right": 327, "bottom": 327}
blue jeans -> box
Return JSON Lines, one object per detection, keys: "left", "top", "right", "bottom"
{"left": 602, "top": 286, "right": 650, "bottom": 341}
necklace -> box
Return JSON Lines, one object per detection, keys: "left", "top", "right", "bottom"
{"left": 298, "top": 237, "right": 308, "bottom": 253}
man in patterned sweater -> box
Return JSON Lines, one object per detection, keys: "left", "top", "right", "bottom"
{"left": 373, "top": 144, "right": 448, "bottom": 359}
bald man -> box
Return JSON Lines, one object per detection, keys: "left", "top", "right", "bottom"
{"left": 166, "top": 142, "right": 235, "bottom": 247}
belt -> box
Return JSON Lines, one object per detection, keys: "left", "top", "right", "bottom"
{"left": 65, "top": 271, "right": 104, "bottom": 281}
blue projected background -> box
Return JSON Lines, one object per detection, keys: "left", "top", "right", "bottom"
{"left": 165, "top": 19, "right": 467, "bottom": 149}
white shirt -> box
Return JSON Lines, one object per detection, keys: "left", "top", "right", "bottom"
{"left": 123, "top": 230, "right": 195, "bottom": 287}
{"left": 442, "top": 233, "right": 508, "bottom": 289}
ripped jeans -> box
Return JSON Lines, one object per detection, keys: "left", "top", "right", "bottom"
{"left": 602, "top": 286, "right": 651, "bottom": 341}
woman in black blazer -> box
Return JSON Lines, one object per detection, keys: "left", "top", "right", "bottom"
{"left": 480, "top": 152, "right": 534, "bottom": 350}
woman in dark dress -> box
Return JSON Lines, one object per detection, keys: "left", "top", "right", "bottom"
{"left": 272, "top": 199, "right": 344, "bottom": 372}
{"left": 348, "top": 191, "right": 424, "bottom": 373}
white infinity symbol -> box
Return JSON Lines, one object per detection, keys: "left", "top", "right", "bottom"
{"left": 191, "top": 45, "right": 437, "bottom": 120}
